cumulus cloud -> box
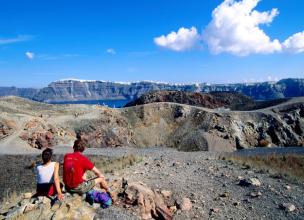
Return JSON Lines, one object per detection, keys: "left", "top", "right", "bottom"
{"left": 203, "top": 0, "right": 282, "bottom": 56}
{"left": 25, "top": 51, "right": 35, "bottom": 60}
{"left": 283, "top": 31, "right": 304, "bottom": 53}
{"left": 154, "top": 27, "right": 200, "bottom": 51}
{"left": 106, "top": 48, "right": 116, "bottom": 55}
{"left": 155, "top": 0, "right": 304, "bottom": 56}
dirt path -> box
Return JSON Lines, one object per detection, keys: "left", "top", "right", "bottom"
{"left": 0, "top": 115, "right": 41, "bottom": 154}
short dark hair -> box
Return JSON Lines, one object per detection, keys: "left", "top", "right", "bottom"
{"left": 73, "top": 139, "right": 87, "bottom": 152}
{"left": 42, "top": 148, "right": 53, "bottom": 164}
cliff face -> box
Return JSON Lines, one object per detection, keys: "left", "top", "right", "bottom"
{"left": 32, "top": 81, "right": 200, "bottom": 102}
{"left": 0, "top": 78, "right": 304, "bottom": 102}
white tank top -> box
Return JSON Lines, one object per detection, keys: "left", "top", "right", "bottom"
{"left": 36, "top": 162, "right": 56, "bottom": 184}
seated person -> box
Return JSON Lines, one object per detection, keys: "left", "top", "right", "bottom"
{"left": 63, "top": 139, "right": 112, "bottom": 196}
{"left": 35, "top": 148, "right": 64, "bottom": 200}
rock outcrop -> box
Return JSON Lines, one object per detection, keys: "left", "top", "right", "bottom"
{"left": 0, "top": 119, "right": 16, "bottom": 140}
{"left": 1, "top": 78, "right": 304, "bottom": 102}
{"left": 1, "top": 180, "right": 175, "bottom": 220}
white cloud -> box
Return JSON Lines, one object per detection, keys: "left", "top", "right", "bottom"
{"left": 0, "top": 35, "right": 32, "bottom": 45}
{"left": 154, "top": 0, "right": 304, "bottom": 56}
{"left": 106, "top": 48, "right": 116, "bottom": 55}
{"left": 154, "top": 27, "right": 200, "bottom": 51}
{"left": 203, "top": 0, "right": 282, "bottom": 56}
{"left": 283, "top": 31, "right": 304, "bottom": 53}
{"left": 25, "top": 51, "right": 35, "bottom": 60}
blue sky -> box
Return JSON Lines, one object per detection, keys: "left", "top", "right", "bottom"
{"left": 0, "top": 0, "right": 303, "bottom": 87}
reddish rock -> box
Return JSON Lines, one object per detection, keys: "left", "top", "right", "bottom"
{"left": 180, "top": 198, "right": 192, "bottom": 211}
{"left": 124, "top": 182, "right": 173, "bottom": 220}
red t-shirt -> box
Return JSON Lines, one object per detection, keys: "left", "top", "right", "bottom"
{"left": 63, "top": 152, "right": 94, "bottom": 189}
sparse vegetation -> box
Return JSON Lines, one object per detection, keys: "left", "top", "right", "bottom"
{"left": 224, "top": 154, "right": 304, "bottom": 182}
{"left": 90, "top": 154, "right": 141, "bottom": 173}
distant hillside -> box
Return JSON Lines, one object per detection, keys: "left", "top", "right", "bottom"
{"left": 0, "top": 78, "right": 303, "bottom": 102}
{"left": 124, "top": 90, "right": 254, "bottom": 109}
{"left": 124, "top": 90, "right": 290, "bottom": 111}
{"left": 0, "top": 87, "right": 38, "bottom": 99}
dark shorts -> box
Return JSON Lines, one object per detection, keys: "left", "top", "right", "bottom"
{"left": 36, "top": 183, "right": 56, "bottom": 196}
{"left": 67, "top": 179, "right": 95, "bottom": 194}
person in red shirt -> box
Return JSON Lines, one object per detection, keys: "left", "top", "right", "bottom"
{"left": 63, "top": 138, "right": 111, "bottom": 195}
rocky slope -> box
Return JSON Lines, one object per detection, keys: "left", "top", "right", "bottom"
{"left": 0, "top": 96, "right": 303, "bottom": 153}
{"left": 0, "top": 78, "right": 304, "bottom": 102}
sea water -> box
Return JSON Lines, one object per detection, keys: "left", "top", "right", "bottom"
{"left": 49, "top": 99, "right": 131, "bottom": 108}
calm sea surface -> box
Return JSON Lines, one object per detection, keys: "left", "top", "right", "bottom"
{"left": 49, "top": 99, "right": 131, "bottom": 108}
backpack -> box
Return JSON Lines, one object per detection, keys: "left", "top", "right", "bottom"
{"left": 86, "top": 190, "right": 112, "bottom": 208}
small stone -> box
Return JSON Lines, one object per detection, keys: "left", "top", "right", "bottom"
{"left": 243, "top": 198, "right": 250, "bottom": 203}
{"left": 23, "top": 192, "right": 32, "bottom": 199}
{"left": 172, "top": 162, "right": 180, "bottom": 167}
{"left": 285, "top": 185, "right": 291, "bottom": 190}
{"left": 210, "top": 208, "right": 220, "bottom": 214}
{"left": 93, "top": 203, "right": 100, "bottom": 209}
{"left": 24, "top": 204, "right": 37, "bottom": 213}
{"left": 250, "top": 191, "right": 262, "bottom": 198}
{"left": 233, "top": 202, "right": 240, "bottom": 206}
{"left": 170, "top": 206, "right": 177, "bottom": 213}
{"left": 161, "top": 190, "right": 172, "bottom": 198}
{"left": 239, "top": 178, "right": 261, "bottom": 187}
{"left": 180, "top": 198, "right": 192, "bottom": 211}
{"left": 220, "top": 192, "right": 229, "bottom": 198}
{"left": 279, "top": 203, "right": 296, "bottom": 212}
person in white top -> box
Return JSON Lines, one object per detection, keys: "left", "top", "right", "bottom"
{"left": 35, "top": 148, "right": 64, "bottom": 200}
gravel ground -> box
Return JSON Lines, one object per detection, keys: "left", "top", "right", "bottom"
{"left": 1, "top": 147, "right": 304, "bottom": 220}
{"left": 101, "top": 147, "right": 304, "bottom": 220}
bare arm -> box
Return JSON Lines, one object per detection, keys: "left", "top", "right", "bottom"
{"left": 92, "top": 166, "right": 105, "bottom": 179}
{"left": 92, "top": 166, "right": 111, "bottom": 192}
{"left": 54, "top": 162, "right": 64, "bottom": 200}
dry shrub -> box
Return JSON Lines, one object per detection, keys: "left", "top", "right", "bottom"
{"left": 226, "top": 153, "right": 304, "bottom": 182}
{"left": 1, "top": 191, "right": 21, "bottom": 212}
{"left": 90, "top": 154, "right": 141, "bottom": 174}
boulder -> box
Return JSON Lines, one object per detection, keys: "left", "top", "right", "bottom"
{"left": 124, "top": 182, "right": 172, "bottom": 220}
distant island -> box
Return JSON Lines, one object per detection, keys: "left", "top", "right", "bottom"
{"left": 0, "top": 78, "right": 304, "bottom": 102}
